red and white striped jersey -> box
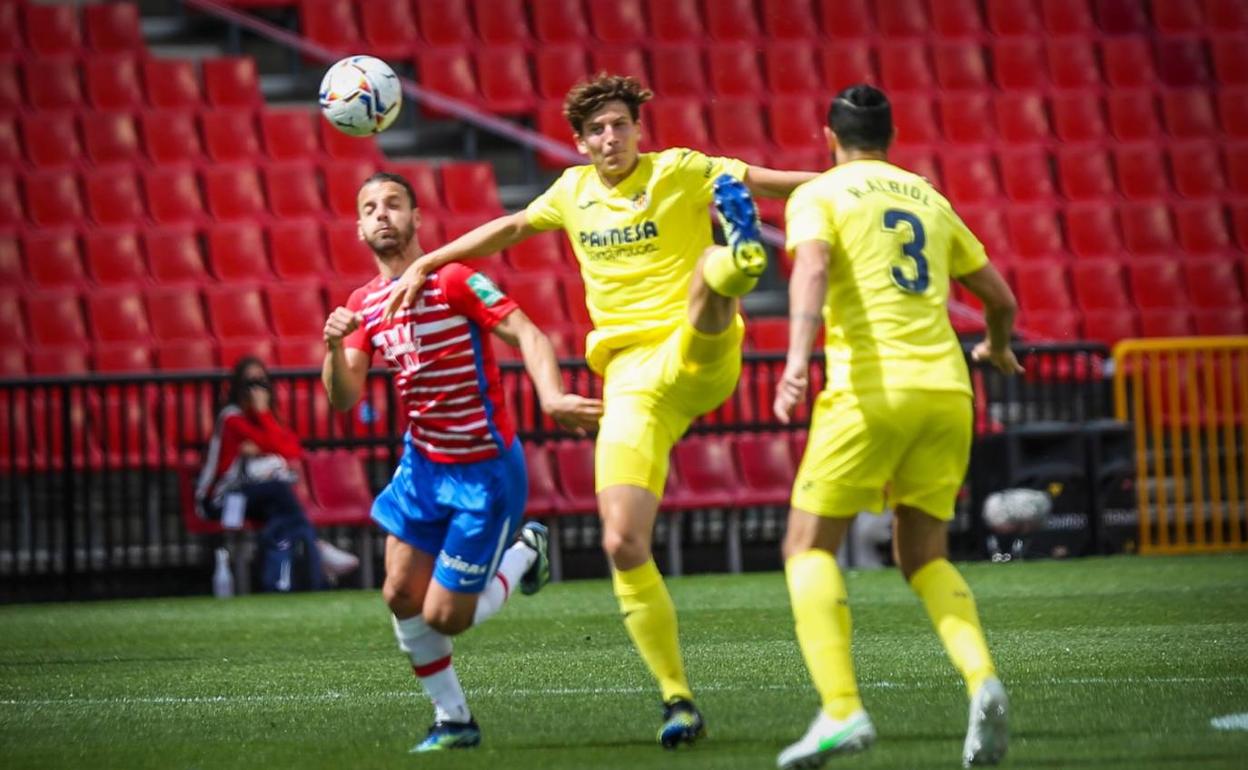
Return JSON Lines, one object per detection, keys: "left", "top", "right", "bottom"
{"left": 344, "top": 264, "right": 518, "bottom": 463}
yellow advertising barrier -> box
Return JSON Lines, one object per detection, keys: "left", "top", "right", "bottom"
{"left": 1113, "top": 337, "right": 1248, "bottom": 554}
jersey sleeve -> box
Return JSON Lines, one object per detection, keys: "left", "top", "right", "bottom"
{"left": 342, "top": 287, "right": 374, "bottom": 358}
{"left": 439, "top": 263, "right": 519, "bottom": 331}
{"left": 669, "top": 148, "right": 749, "bottom": 207}
{"left": 524, "top": 170, "right": 569, "bottom": 231}
{"left": 785, "top": 182, "right": 837, "bottom": 252}
{"left": 948, "top": 213, "right": 990, "bottom": 278}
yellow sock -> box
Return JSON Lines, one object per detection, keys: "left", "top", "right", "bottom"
{"left": 702, "top": 245, "right": 759, "bottom": 298}
{"left": 612, "top": 559, "right": 691, "bottom": 703}
{"left": 910, "top": 559, "right": 997, "bottom": 697}
{"left": 785, "top": 549, "right": 863, "bottom": 720}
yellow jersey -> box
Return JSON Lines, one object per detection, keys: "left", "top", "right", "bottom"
{"left": 785, "top": 159, "right": 989, "bottom": 395}
{"left": 525, "top": 148, "right": 748, "bottom": 373}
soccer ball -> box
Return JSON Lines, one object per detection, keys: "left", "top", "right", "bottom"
{"left": 318, "top": 55, "right": 401, "bottom": 137}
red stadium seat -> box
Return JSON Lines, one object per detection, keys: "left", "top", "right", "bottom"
{"left": 522, "top": 443, "right": 559, "bottom": 517}
{"left": 1051, "top": 92, "right": 1107, "bottom": 144}
{"left": 95, "top": 344, "right": 151, "bottom": 373}
{"left": 735, "top": 433, "right": 797, "bottom": 507}
{"left": 1169, "top": 142, "right": 1226, "bottom": 198}
{"left": 942, "top": 151, "right": 1000, "bottom": 205}
{"left": 535, "top": 45, "right": 590, "bottom": 100}
{"left": 142, "top": 109, "right": 204, "bottom": 165}
{"left": 758, "top": 0, "right": 814, "bottom": 39}
{"left": 154, "top": 339, "right": 217, "bottom": 370}
{"left": 1232, "top": 200, "right": 1248, "bottom": 250}
{"left": 21, "top": 112, "right": 83, "bottom": 168}
{"left": 323, "top": 159, "right": 377, "bottom": 218}
{"left": 1101, "top": 38, "right": 1154, "bottom": 89}
{"left": 1138, "top": 309, "right": 1194, "bottom": 338}
{"left": 707, "top": 43, "right": 765, "bottom": 98}
{"left": 711, "top": 100, "right": 769, "bottom": 163}
{"left": 30, "top": 347, "right": 90, "bottom": 376}
{"left": 300, "top": 0, "right": 362, "bottom": 53}
{"left": 144, "top": 226, "right": 210, "bottom": 284}
{"left": 996, "top": 93, "right": 1050, "bottom": 144}
{"left": 669, "top": 437, "right": 740, "bottom": 509}
{"left": 587, "top": 0, "right": 646, "bottom": 44}
{"left": 85, "top": 168, "right": 145, "bottom": 227}
{"left": 274, "top": 337, "right": 325, "bottom": 368}
{"left": 988, "top": 0, "right": 1044, "bottom": 34}
{"left": 1185, "top": 259, "right": 1244, "bottom": 308}
{"left": 477, "top": 47, "right": 537, "bottom": 116}
{"left": 24, "top": 170, "right": 85, "bottom": 228}
{"left": 84, "top": 55, "right": 144, "bottom": 111}
{"left": 652, "top": 46, "right": 706, "bottom": 97}
{"left": 649, "top": 0, "right": 702, "bottom": 42}
{"left": 765, "top": 43, "right": 822, "bottom": 96}
{"left": 207, "top": 221, "right": 272, "bottom": 282}
{"left": 0, "top": 234, "right": 20, "bottom": 287}
{"left": 202, "top": 110, "right": 262, "bottom": 163}
{"left": 648, "top": 98, "right": 710, "bottom": 151}
{"left": 1021, "top": 309, "right": 1082, "bottom": 342}
{"left": 892, "top": 95, "right": 942, "bottom": 146}
{"left": 0, "top": 288, "right": 23, "bottom": 341}
{"left": 1194, "top": 308, "right": 1247, "bottom": 335}
{"left": 85, "top": 229, "right": 147, "bottom": 286}
{"left": 532, "top": 0, "right": 591, "bottom": 43}
{"left": 261, "top": 110, "right": 320, "bottom": 161}
{"left": 993, "top": 39, "right": 1047, "bottom": 90}
{"left": 360, "top": 0, "right": 419, "bottom": 59}
{"left": 0, "top": 62, "right": 21, "bottom": 114}
{"left": 24, "top": 3, "right": 81, "bottom": 56}
{"left": 83, "top": 112, "right": 143, "bottom": 167}
{"left": 319, "top": 118, "right": 382, "bottom": 161}
{"left": 1082, "top": 310, "right": 1139, "bottom": 346}
{"left": 1065, "top": 204, "right": 1122, "bottom": 259}
{"left": 506, "top": 231, "right": 570, "bottom": 273}
{"left": 931, "top": 0, "right": 984, "bottom": 36}
{"left": 202, "top": 57, "right": 263, "bottom": 109}
{"left": 0, "top": 1, "right": 20, "bottom": 56}
{"left": 705, "top": 0, "right": 761, "bottom": 41}
{"left": 23, "top": 230, "right": 87, "bottom": 288}
{"left": 0, "top": 117, "right": 16, "bottom": 170}
{"left": 142, "top": 166, "right": 207, "bottom": 226}
{"left": 1229, "top": 143, "right": 1248, "bottom": 194}
{"left": 26, "top": 289, "right": 88, "bottom": 347}
{"left": 1015, "top": 262, "right": 1074, "bottom": 311}
{"left": 551, "top": 440, "right": 598, "bottom": 513}
{"left": 202, "top": 165, "right": 267, "bottom": 222}
{"left": 1072, "top": 260, "right": 1131, "bottom": 311}
{"left": 999, "top": 147, "right": 1057, "bottom": 203}
{"left": 817, "top": 0, "right": 874, "bottom": 36}
{"left": 1207, "top": 0, "right": 1248, "bottom": 30}
{"left": 1129, "top": 260, "right": 1189, "bottom": 310}
{"left": 24, "top": 57, "right": 82, "bottom": 113}
{"left": 474, "top": 0, "right": 531, "bottom": 45}
{"left": 441, "top": 162, "right": 503, "bottom": 214}
{"left": 747, "top": 317, "right": 788, "bottom": 352}
{"left": 143, "top": 59, "right": 202, "bottom": 110}
{"left": 960, "top": 206, "right": 1012, "bottom": 262}
{"left": 1174, "top": 201, "right": 1233, "bottom": 255}
{"left": 269, "top": 218, "right": 329, "bottom": 280}
{"left": 1114, "top": 144, "right": 1170, "bottom": 200}
{"left": 1007, "top": 205, "right": 1063, "bottom": 257}
{"left": 891, "top": 147, "right": 941, "bottom": 187}
{"left": 266, "top": 282, "right": 327, "bottom": 338}
{"left": 416, "top": 48, "right": 478, "bottom": 114}
{"left": 820, "top": 42, "right": 877, "bottom": 93}
{"left": 876, "top": 0, "right": 929, "bottom": 36}
{"left": 263, "top": 162, "right": 324, "bottom": 218}
{"left": 560, "top": 275, "right": 592, "bottom": 326}
{"left": 387, "top": 160, "right": 444, "bottom": 212}
{"left": 1155, "top": 0, "right": 1206, "bottom": 32}
{"left": 1048, "top": 39, "right": 1100, "bottom": 90}
{"left": 0, "top": 173, "right": 21, "bottom": 227}
{"left": 84, "top": 2, "right": 144, "bottom": 53}
{"left": 1097, "top": 0, "right": 1149, "bottom": 32}
{"left": 505, "top": 273, "right": 570, "bottom": 327}
{"left": 1119, "top": 203, "right": 1176, "bottom": 255}
{"left": 592, "top": 47, "right": 649, "bottom": 82}
{"left": 880, "top": 41, "right": 934, "bottom": 92}
{"left": 941, "top": 93, "right": 996, "bottom": 145}
{"left": 935, "top": 42, "right": 989, "bottom": 90}
{"left": 1107, "top": 90, "right": 1161, "bottom": 142}
{"left": 1212, "top": 35, "right": 1248, "bottom": 85}
{"left": 1157, "top": 38, "right": 1210, "bottom": 88}
{"left": 1057, "top": 145, "right": 1115, "bottom": 201}
{"left": 1163, "top": 90, "right": 1219, "bottom": 140}
{"left": 205, "top": 284, "right": 270, "bottom": 340}
{"left": 325, "top": 219, "right": 377, "bottom": 278}
{"left": 87, "top": 287, "right": 151, "bottom": 344}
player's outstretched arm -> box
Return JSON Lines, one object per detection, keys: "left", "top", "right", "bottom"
{"left": 776, "top": 240, "right": 830, "bottom": 424}
{"left": 743, "top": 165, "right": 820, "bottom": 199}
{"left": 322, "top": 307, "right": 371, "bottom": 411}
{"left": 958, "top": 264, "right": 1025, "bottom": 376}
{"left": 383, "top": 211, "right": 544, "bottom": 321}
{"left": 492, "top": 309, "right": 603, "bottom": 436}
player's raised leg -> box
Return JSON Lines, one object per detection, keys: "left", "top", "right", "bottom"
{"left": 776, "top": 509, "right": 876, "bottom": 769}
{"left": 895, "top": 506, "right": 1007, "bottom": 767}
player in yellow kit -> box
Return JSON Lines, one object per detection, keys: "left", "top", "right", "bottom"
{"left": 383, "top": 74, "right": 816, "bottom": 747}
{"left": 772, "top": 85, "right": 1024, "bottom": 769}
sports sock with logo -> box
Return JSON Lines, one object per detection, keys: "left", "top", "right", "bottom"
{"left": 785, "top": 548, "right": 864, "bottom": 721}
{"left": 702, "top": 246, "right": 760, "bottom": 298}
{"left": 472, "top": 542, "right": 535, "bottom": 625}
{"left": 392, "top": 614, "right": 470, "bottom": 723}
{"left": 909, "top": 558, "right": 997, "bottom": 697}
{"left": 612, "top": 559, "right": 693, "bottom": 703}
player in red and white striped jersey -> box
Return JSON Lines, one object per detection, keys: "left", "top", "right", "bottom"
{"left": 321, "top": 173, "right": 601, "bottom": 752}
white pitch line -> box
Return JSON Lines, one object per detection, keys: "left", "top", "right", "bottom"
{"left": 1211, "top": 713, "right": 1248, "bottom": 731}
{"left": 1, "top": 675, "right": 1244, "bottom": 709}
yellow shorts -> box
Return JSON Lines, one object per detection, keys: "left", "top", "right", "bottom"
{"left": 594, "top": 316, "right": 745, "bottom": 496}
{"left": 792, "top": 388, "right": 972, "bottom": 521}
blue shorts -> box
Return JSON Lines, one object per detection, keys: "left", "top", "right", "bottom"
{"left": 371, "top": 436, "right": 528, "bottom": 594}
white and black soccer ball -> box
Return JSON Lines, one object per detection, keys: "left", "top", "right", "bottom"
{"left": 983, "top": 488, "right": 1052, "bottom": 534}
{"left": 319, "top": 55, "right": 401, "bottom": 137}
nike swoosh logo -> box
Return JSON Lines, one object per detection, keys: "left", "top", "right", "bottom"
{"left": 577, "top": 200, "right": 600, "bottom": 209}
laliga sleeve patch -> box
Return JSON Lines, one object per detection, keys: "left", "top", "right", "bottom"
{"left": 466, "top": 272, "right": 504, "bottom": 307}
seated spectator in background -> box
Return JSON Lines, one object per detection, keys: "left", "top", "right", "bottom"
{"left": 195, "top": 356, "right": 359, "bottom": 592}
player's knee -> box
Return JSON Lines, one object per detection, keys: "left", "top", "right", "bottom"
{"left": 382, "top": 579, "right": 422, "bottom": 618}
{"left": 601, "top": 527, "right": 648, "bottom": 568}
{"left": 424, "top": 605, "right": 470, "bottom": 636}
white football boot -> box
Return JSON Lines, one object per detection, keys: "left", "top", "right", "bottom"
{"left": 776, "top": 709, "right": 876, "bottom": 769}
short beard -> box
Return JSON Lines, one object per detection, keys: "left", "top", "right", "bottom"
{"left": 365, "top": 223, "right": 414, "bottom": 258}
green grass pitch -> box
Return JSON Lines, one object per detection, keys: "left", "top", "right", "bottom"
{"left": 2, "top": 555, "right": 1246, "bottom": 769}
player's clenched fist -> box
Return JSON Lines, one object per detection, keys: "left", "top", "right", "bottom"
{"left": 324, "top": 307, "right": 363, "bottom": 349}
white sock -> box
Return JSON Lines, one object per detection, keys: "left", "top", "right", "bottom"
{"left": 392, "top": 614, "right": 470, "bottom": 723}
{"left": 472, "top": 541, "right": 536, "bottom": 625}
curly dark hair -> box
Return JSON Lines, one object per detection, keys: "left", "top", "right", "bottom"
{"left": 563, "top": 73, "right": 653, "bottom": 135}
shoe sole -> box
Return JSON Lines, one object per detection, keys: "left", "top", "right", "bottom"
{"left": 712, "top": 179, "right": 766, "bottom": 278}
{"left": 777, "top": 731, "right": 874, "bottom": 770}
{"left": 659, "top": 724, "right": 706, "bottom": 749}
{"left": 963, "top": 686, "right": 1008, "bottom": 767}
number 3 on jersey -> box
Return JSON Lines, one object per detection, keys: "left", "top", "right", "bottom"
{"left": 883, "top": 209, "right": 929, "bottom": 294}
